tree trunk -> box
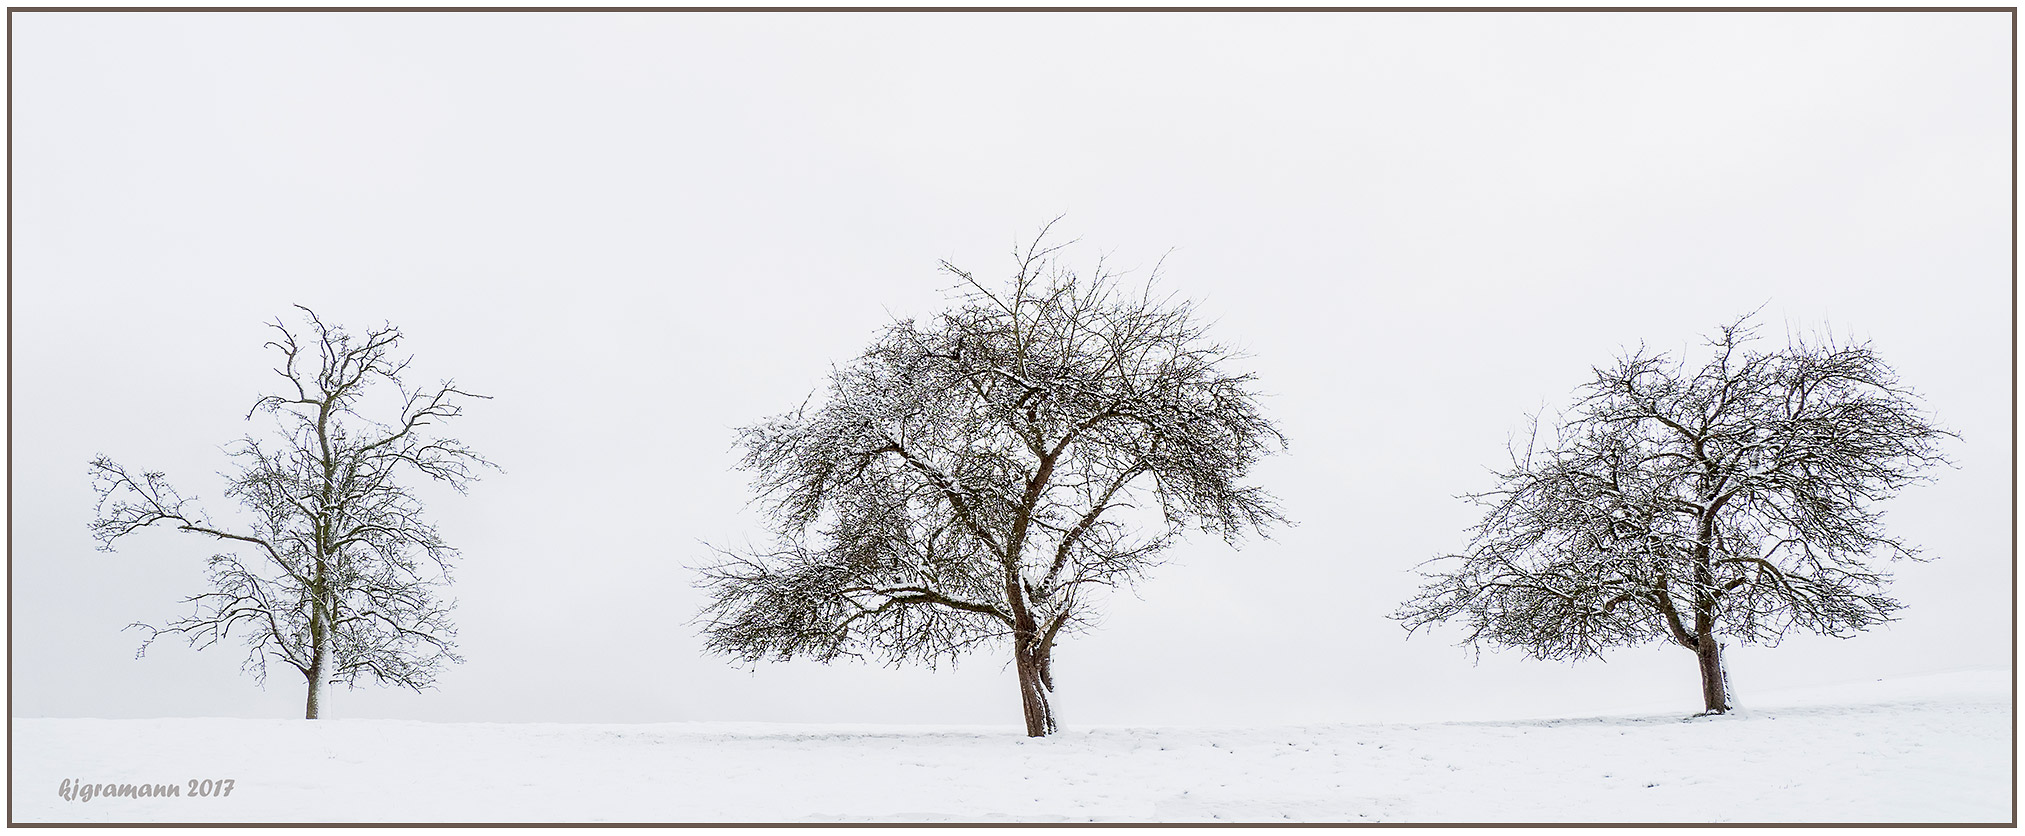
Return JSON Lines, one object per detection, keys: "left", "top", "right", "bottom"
{"left": 1694, "top": 638, "right": 1730, "bottom": 714}
{"left": 304, "top": 657, "right": 325, "bottom": 720}
{"left": 1689, "top": 518, "right": 1730, "bottom": 715}
{"left": 304, "top": 617, "right": 330, "bottom": 720}
{"left": 1014, "top": 644, "right": 1057, "bottom": 737}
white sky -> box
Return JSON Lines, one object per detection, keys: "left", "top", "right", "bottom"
{"left": 10, "top": 11, "right": 2011, "bottom": 727}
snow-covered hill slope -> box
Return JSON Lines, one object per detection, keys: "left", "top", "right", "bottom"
{"left": 12, "top": 669, "right": 2009, "bottom": 823}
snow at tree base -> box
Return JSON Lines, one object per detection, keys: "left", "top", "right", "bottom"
{"left": 12, "top": 669, "right": 2006, "bottom": 823}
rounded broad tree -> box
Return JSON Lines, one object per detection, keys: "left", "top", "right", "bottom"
{"left": 1395, "top": 316, "right": 1953, "bottom": 714}
{"left": 697, "top": 229, "right": 1288, "bottom": 736}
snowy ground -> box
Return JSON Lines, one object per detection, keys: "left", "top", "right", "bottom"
{"left": 11, "top": 669, "right": 2010, "bottom": 823}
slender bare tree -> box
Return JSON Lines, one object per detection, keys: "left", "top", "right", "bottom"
{"left": 697, "top": 228, "right": 1287, "bottom": 736}
{"left": 90, "top": 307, "right": 492, "bottom": 719}
{"left": 1395, "top": 316, "right": 1952, "bottom": 714}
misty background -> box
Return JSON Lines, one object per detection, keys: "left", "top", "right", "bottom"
{"left": 11, "top": 11, "right": 2010, "bottom": 727}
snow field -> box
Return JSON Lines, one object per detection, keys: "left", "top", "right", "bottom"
{"left": 11, "top": 669, "right": 2008, "bottom": 823}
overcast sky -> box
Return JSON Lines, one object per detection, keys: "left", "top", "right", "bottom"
{"left": 12, "top": 10, "right": 2011, "bottom": 728}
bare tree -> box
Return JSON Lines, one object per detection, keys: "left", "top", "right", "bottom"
{"left": 90, "top": 307, "right": 492, "bottom": 719}
{"left": 697, "top": 228, "right": 1287, "bottom": 736}
{"left": 1395, "top": 316, "right": 1952, "bottom": 714}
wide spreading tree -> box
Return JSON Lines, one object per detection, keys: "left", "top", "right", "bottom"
{"left": 1395, "top": 317, "right": 1951, "bottom": 714}
{"left": 697, "top": 231, "right": 1287, "bottom": 736}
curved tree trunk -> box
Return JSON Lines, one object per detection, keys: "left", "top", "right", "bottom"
{"left": 1694, "top": 638, "right": 1730, "bottom": 714}
{"left": 1014, "top": 644, "right": 1057, "bottom": 737}
{"left": 1690, "top": 521, "right": 1731, "bottom": 715}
